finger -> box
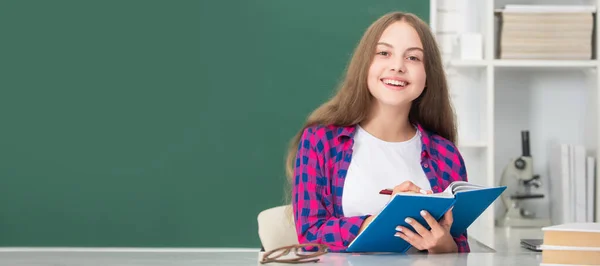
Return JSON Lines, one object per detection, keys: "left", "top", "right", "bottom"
{"left": 392, "top": 181, "right": 422, "bottom": 194}
{"left": 420, "top": 210, "right": 443, "bottom": 232}
{"left": 395, "top": 227, "right": 425, "bottom": 250}
{"left": 395, "top": 232, "right": 425, "bottom": 250}
{"left": 399, "top": 181, "right": 421, "bottom": 193}
{"left": 403, "top": 217, "right": 432, "bottom": 239}
{"left": 440, "top": 208, "right": 454, "bottom": 230}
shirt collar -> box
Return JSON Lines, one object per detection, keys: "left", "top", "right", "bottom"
{"left": 336, "top": 123, "right": 433, "bottom": 157}
{"left": 416, "top": 123, "right": 433, "bottom": 158}
{"left": 337, "top": 125, "right": 356, "bottom": 139}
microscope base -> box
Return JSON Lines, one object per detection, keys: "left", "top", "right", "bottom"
{"left": 496, "top": 216, "right": 552, "bottom": 228}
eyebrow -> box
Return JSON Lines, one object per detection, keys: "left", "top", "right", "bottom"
{"left": 377, "top": 42, "right": 423, "bottom": 52}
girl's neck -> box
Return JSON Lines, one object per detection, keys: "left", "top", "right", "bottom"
{"left": 359, "top": 103, "right": 416, "bottom": 142}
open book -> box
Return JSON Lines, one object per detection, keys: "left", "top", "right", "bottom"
{"left": 346, "top": 181, "right": 506, "bottom": 253}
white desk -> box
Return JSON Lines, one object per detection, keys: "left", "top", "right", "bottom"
{"left": 0, "top": 250, "right": 542, "bottom": 266}
{"left": 492, "top": 226, "right": 544, "bottom": 253}
{"left": 0, "top": 227, "right": 545, "bottom": 266}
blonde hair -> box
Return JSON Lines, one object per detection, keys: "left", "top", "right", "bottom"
{"left": 284, "top": 11, "right": 456, "bottom": 196}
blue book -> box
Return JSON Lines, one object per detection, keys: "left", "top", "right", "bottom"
{"left": 346, "top": 181, "right": 506, "bottom": 253}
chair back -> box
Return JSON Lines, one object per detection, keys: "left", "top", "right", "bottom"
{"left": 257, "top": 205, "right": 299, "bottom": 251}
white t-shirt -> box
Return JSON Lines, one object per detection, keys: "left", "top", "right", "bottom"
{"left": 342, "top": 125, "right": 432, "bottom": 217}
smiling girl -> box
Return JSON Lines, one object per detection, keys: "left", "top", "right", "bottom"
{"left": 286, "top": 12, "right": 470, "bottom": 254}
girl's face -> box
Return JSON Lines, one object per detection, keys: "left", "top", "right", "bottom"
{"left": 367, "top": 21, "right": 426, "bottom": 109}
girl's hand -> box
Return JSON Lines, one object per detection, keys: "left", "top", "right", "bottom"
{"left": 391, "top": 181, "right": 433, "bottom": 196}
{"left": 394, "top": 208, "right": 458, "bottom": 254}
{"left": 364, "top": 182, "right": 433, "bottom": 235}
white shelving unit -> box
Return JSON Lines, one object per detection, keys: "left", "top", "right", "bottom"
{"left": 431, "top": 0, "right": 600, "bottom": 249}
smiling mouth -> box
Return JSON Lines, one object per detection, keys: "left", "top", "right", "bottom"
{"left": 381, "top": 78, "right": 409, "bottom": 88}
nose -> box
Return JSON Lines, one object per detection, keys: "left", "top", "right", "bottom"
{"left": 390, "top": 58, "right": 406, "bottom": 73}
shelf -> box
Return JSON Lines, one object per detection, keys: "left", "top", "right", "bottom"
{"left": 448, "top": 59, "right": 598, "bottom": 69}
{"left": 493, "top": 60, "right": 598, "bottom": 68}
{"left": 448, "top": 60, "right": 489, "bottom": 68}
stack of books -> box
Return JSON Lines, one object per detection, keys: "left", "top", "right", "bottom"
{"left": 540, "top": 223, "right": 600, "bottom": 265}
{"left": 498, "top": 5, "right": 596, "bottom": 60}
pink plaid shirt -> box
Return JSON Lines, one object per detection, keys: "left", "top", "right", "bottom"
{"left": 292, "top": 123, "right": 470, "bottom": 253}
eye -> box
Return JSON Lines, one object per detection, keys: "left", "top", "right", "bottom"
{"left": 376, "top": 51, "right": 390, "bottom": 56}
{"left": 407, "top": 55, "right": 421, "bottom": 61}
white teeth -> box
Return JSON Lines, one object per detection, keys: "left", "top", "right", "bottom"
{"left": 382, "top": 79, "right": 407, "bottom": 86}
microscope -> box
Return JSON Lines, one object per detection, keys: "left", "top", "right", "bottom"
{"left": 496, "top": 131, "right": 551, "bottom": 227}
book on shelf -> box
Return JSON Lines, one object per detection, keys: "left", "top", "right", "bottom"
{"left": 497, "top": 5, "right": 596, "bottom": 60}
{"left": 548, "top": 143, "right": 596, "bottom": 225}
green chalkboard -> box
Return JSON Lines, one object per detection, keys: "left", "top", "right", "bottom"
{"left": 0, "top": 0, "right": 429, "bottom": 247}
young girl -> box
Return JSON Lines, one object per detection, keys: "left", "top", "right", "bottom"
{"left": 285, "top": 12, "right": 470, "bottom": 254}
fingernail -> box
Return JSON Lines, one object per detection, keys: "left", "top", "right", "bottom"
{"left": 394, "top": 233, "right": 401, "bottom": 237}
{"left": 420, "top": 189, "right": 427, "bottom": 194}
{"left": 395, "top": 226, "right": 402, "bottom": 232}
{"left": 405, "top": 218, "right": 412, "bottom": 223}
{"left": 420, "top": 210, "right": 427, "bottom": 216}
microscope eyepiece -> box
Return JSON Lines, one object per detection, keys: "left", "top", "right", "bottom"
{"left": 521, "top": 131, "right": 530, "bottom": 157}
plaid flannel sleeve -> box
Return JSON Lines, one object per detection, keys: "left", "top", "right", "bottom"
{"left": 453, "top": 148, "right": 471, "bottom": 253}
{"left": 454, "top": 232, "right": 470, "bottom": 253}
{"left": 292, "top": 127, "right": 368, "bottom": 252}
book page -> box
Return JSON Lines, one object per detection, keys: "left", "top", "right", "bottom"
{"left": 391, "top": 191, "right": 454, "bottom": 198}
{"left": 442, "top": 181, "right": 487, "bottom": 195}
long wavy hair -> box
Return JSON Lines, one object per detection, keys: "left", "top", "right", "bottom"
{"left": 284, "top": 11, "right": 456, "bottom": 197}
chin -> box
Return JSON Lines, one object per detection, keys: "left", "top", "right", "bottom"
{"left": 371, "top": 89, "right": 417, "bottom": 108}
{"left": 372, "top": 97, "right": 412, "bottom": 108}
{"left": 379, "top": 101, "right": 411, "bottom": 108}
